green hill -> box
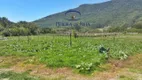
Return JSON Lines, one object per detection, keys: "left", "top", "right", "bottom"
{"left": 34, "top": 0, "right": 142, "bottom": 29}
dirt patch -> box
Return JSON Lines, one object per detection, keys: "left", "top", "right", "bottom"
{"left": 124, "top": 54, "right": 142, "bottom": 69}
{"left": 0, "top": 54, "right": 142, "bottom": 80}
{"left": 93, "top": 54, "right": 142, "bottom": 80}
{"left": 12, "top": 63, "right": 90, "bottom": 80}
{"left": 0, "top": 56, "right": 28, "bottom": 68}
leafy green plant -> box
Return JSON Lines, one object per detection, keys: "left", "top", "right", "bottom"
{"left": 0, "top": 35, "right": 142, "bottom": 74}
{"left": 75, "top": 62, "right": 99, "bottom": 74}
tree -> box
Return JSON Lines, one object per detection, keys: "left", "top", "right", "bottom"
{"left": 107, "top": 26, "right": 127, "bottom": 32}
{"left": 0, "top": 24, "right": 4, "bottom": 32}
{"left": 132, "top": 22, "right": 142, "bottom": 29}
{"left": 0, "top": 17, "right": 54, "bottom": 37}
{"left": 19, "top": 27, "right": 30, "bottom": 36}
{"left": 17, "top": 21, "right": 40, "bottom": 35}
{"left": 41, "top": 28, "right": 52, "bottom": 34}
{"left": 2, "top": 29, "right": 11, "bottom": 36}
{"left": 0, "top": 17, "right": 12, "bottom": 28}
{"left": 28, "top": 23, "right": 39, "bottom": 35}
{"left": 74, "top": 25, "right": 81, "bottom": 32}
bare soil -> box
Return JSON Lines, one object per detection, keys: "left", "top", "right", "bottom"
{"left": 0, "top": 54, "right": 142, "bottom": 80}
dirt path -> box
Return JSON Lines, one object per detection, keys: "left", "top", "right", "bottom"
{"left": 0, "top": 54, "right": 142, "bottom": 80}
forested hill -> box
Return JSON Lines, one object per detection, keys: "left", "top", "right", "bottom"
{"left": 0, "top": 17, "right": 43, "bottom": 36}
{"left": 34, "top": 0, "right": 142, "bottom": 28}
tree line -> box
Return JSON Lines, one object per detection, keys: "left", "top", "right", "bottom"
{"left": 0, "top": 17, "right": 53, "bottom": 37}
{"left": 0, "top": 17, "right": 142, "bottom": 37}
{"left": 107, "top": 22, "right": 142, "bottom": 33}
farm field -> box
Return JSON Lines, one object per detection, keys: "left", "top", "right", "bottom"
{"left": 0, "top": 34, "right": 142, "bottom": 80}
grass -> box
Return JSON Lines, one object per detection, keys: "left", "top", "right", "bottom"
{"left": 129, "top": 68, "right": 142, "bottom": 74}
{"left": 0, "top": 71, "right": 39, "bottom": 80}
{"left": 0, "top": 34, "right": 142, "bottom": 74}
{"left": 0, "top": 71, "right": 66, "bottom": 80}
{"left": 119, "top": 75, "right": 135, "bottom": 80}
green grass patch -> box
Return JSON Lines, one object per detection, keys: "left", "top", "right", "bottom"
{"left": 0, "top": 35, "right": 142, "bottom": 74}
{"left": 0, "top": 71, "right": 39, "bottom": 80}
{"left": 119, "top": 75, "right": 135, "bottom": 80}
{"left": 129, "top": 68, "right": 142, "bottom": 74}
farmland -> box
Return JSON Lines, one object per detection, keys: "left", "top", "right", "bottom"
{"left": 0, "top": 34, "right": 142, "bottom": 79}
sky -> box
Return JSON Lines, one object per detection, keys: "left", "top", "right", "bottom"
{"left": 0, "top": 0, "right": 110, "bottom": 22}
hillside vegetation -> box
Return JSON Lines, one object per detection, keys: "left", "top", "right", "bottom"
{"left": 0, "top": 17, "right": 53, "bottom": 36}
{"left": 34, "top": 0, "right": 142, "bottom": 29}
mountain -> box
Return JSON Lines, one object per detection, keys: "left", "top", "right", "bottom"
{"left": 34, "top": 0, "right": 142, "bottom": 29}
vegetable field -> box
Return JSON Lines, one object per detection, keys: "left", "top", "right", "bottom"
{"left": 0, "top": 34, "right": 142, "bottom": 74}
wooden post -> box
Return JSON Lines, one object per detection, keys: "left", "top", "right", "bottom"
{"left": 70, "top": 32, "right": 72, "bottom": 46}
{"left": 27, "top": 35, "right": 30, "bottom": 43}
